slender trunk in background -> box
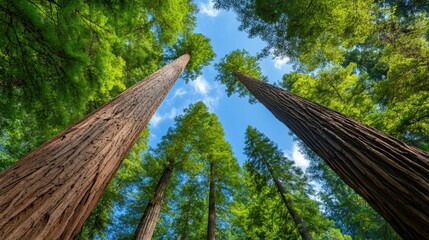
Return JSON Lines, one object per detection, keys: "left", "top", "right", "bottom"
{"left": 235, "top": 72, "right": 429, "bottom": 239}
{"left": 207, "top": 162, "right": 216, "bottom": 240}
{"left": 263, "top": 159, "right": 311, "bottom": 240}
{"left": 134, "top": 166, "right": 174, "bottom": 240}
{"left": 180, "top": 185, "right": 194, "bottom": 240}
{"left": 0, "top": 54, "right": 190, "bottom": 240}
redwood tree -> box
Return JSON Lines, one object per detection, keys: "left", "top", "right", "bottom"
{"left": 235, "top": 72, "right": 429, "bottom": 239}
{"left": 0, "top": 54, "right": 190, "bottom": 240}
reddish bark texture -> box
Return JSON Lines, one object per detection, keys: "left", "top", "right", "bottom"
{"left": 0, "top": 54, "right": 190, "bottom": 240}
{"left": 134, "top": 166, "right": 174, "bottom": 240}
{"left": 235, "top": 72, "right": 429, "bottom": 239}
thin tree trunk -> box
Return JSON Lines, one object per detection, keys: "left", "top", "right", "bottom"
{"left": 263, "top": 159, "right": 311, "bottom": 240}
{"left": 134, "top": 165, "right": 174, "bottom": 240}
{"left": 207, "top": 161, "right": 216, "bottom": 240}
{"left": 0, "top": 54, "right": 190, "bottom": 240}
{"left": 235, "top": 72, "right": 429, "bottom": 239}
{"left": 180, "top": 184, "right": 194, "bottom": 240}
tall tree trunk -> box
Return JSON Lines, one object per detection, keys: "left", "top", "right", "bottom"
{"left": 207, "top": 161, "right": 216, "bottom": 240}
{"left": 263, "top": 159, "right": 311, "bottom": 240}
{"left": 235, "top": 72, "right": 429, "bottom": 239}
{"left": 134, "top": 165, "right": 174, "bottom": 240}
{"left": 0, "top": 54, "right": 190, "bottom": 240}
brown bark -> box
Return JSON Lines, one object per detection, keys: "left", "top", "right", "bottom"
{"left": 263, "top": 159, "right": 311, "bottom": 240}
{"left": 235, "top": 72, "right": 429, "bottom": 239}
{"left": 207, "top": 161, "right": 216, "bottom": 240}
{"left": 0, "top": 54, "right": 190, "bottom": 240}
{"left": 134, "top": 165, "right": 174, "bottom": 240}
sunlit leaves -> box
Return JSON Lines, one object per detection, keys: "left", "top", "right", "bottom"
{"left": 167, "top": 33, "right": 216, "bottom": 81}
{"left": 215, "top": 0, "right": 374, "bottom": 69}
{"left": 215, "top": 49, "right": 267, "bottom": 103}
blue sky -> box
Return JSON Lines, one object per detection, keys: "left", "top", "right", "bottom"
{"left": 148, "top": 0, "right": 310, "bottom": 170}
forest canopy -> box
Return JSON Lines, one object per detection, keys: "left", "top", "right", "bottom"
{"left": 0, "top": 0, "right": 428, "bottom": 239}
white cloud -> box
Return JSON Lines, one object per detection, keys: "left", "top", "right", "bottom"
{"left": 273, "top": 55, "right": 290, "bottom": 69}
{"left": 202, "top": 95, "right": 220, "bottom": 111}
{"left": 151, "top": 75, "right": 222, "bottom": 129}
{"left": 270, "top": 48, "right": 290, "bottom": 69}
{"left": 167, "top": 107, "right": 178, "bottom": 119}
{"left": 149, "top": 113, "right": 163, "bottom": 127}
{"left": 173, "top": 88, "right": 187, "bottom": 98}
{"left": 200, "top": 0, "right": 220, "bottom": 17}
{"left": 291, "top": 143, "right": 310, "bottom": 170}
{"left": 149, "top": 108, "right": 179, "bottom": 128}
{"left": 191, "top": 76, "right": 211, "bottom": 95}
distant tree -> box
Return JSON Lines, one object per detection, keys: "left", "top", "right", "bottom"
{"left": 134, "top": 102, "right": 213, "bottom": 239}
{"left": 243, "top": 126, "right": 348, "bottom": 239}
{"left": 200, "top": 117, "right": 240, "bottom": 240}
{"left": 244, "top": 126, "right": 311, "bottom": 239}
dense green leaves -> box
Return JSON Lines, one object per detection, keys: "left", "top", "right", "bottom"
{"left": 214, "top": 0, "right": 374, "bottom": 69}
{"left": 167, "top": 33, "right": 216, "bottom": 81}
{"left": 215, "top": 49, "right": 267, "bottom": 103}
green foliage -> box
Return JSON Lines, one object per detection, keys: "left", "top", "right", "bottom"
{"left": 214, "top": 0, "right": 374, "bottom": 69}
{"left": 139, "top": 0, "right": 198, "bottom": 45}
{"left": 167, "top": 33, "right": 216, "bottom": 81}
{"left": 233, "top": 164, "right": 299, "bottom": 239}
{"left": 215, "top": 49, "right": 267, "bottom": 103}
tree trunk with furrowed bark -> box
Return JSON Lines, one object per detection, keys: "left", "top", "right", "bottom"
{"left": 0, "top": 54, "right": 190, "bottom": 240}
{"left": 134, "top": 166, "right": 174, "bottom": 240}
{"left": 234, "top": 72, "right": 429, "bottom": 239}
